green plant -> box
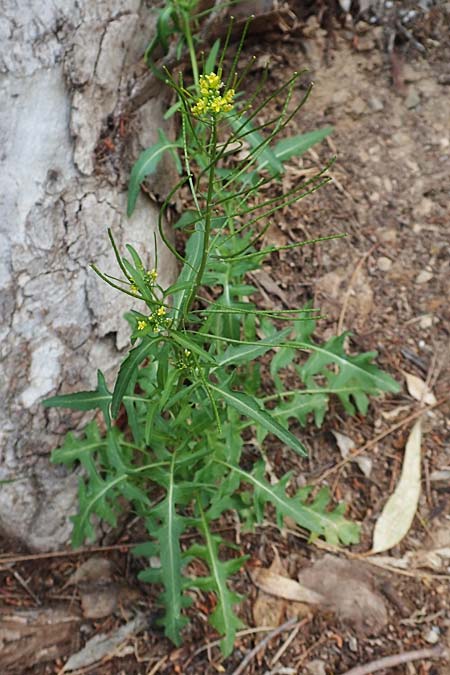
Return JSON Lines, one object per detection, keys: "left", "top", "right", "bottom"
{"left": 44, "top": 5, "right": 400, "bottom": 656}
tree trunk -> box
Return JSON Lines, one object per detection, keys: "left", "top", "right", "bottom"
{"left": 0, "top": 0, "right": 177, "bottom": 550}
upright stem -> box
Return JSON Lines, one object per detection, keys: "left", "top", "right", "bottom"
{"left": 185, "top": 121, "right": 217, "bottom": 316}
{"left": 182, "top": 10, "right": 199, "bottom": 87}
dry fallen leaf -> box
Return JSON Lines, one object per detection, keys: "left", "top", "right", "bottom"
{"left": 250, "top": 568, "right": 324, "bottom": 605}
{"left": 332, "top": 430, "right": 373, "bottom": 477}
{"left": 372, "top": 419, "right": 422, "bottom": 554}
{"left": 62, "top": 613, "right": 147, "bottom": 672}
{"left": 66, "top": 557, "right": 113, "bottom": 586}
{"left": 298, "top": 555, "right": 388, "bottom": 636}
{"left": 252, "top": 551, "right": 287, "bottom": 630}
{"left": 403, "top": 372, "right": 436, "bottom": 405}
{"left": 332, "top": 430, "right": 355, "bottom": 457}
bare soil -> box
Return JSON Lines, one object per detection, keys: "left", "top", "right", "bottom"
{"left": 1, "top": 3, "right": 449, "bottom": 674}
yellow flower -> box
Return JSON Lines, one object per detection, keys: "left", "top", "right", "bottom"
{"left": 137, "top": 320, "right": 147, "bottom": 331}
{"left": 204, "top": 72, "right": 221, "bottom": 89}
{"left": 130, "top": 284, "right": 139, "bottom": 296}
{"left": 191, "top": 72, "right": 235, "bottom": 117}
{"left": 157, "top": 306, "right": 166, "bottom": 317}
{"left": 210, "top": 98, "right": 222, "bottom": 113}
{"left": 146, "top": 268, "right": 157, "bottom": 284}
{"left": 191, "top": 99, "right": 206, "bottom": 115}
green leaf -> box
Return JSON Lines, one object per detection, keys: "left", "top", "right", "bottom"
{"left": 216, "top": 327, "right": 291, "bottom": 368}
{"left": 273, "top": 127, "right": 333, "bottom": 164}
{"left": 51, "top": 421, "right": 106, "bottom": 467}
{"left": 299, "top": 334, "right": 400, "bottom": 415}
{"left": 127, "top": 134, "right": 182, "bottom": 216}
{"left": 218, "top": 460, "right": 360, "bottom": 546}
{"left": 209, "top": 384, "right": 307, "bottom": 456}
{"left": 186, "top": 503, "right": 247, "bottom": 657}
{"left": 270, "top": 391, "right": 328, "bottom": 428}
{"left": 205, "top": 38, "right": 221, "bottom": 74}
{"left": 171, "top": 332, "right": 217, "bottom": 365}
{"left": 43, "top": 370, "right": 112, "bottom": 427}
{"left": 72, "top": 471, "right": 126, "bottom": 546}
{"left": 111, "top": 338, "right": 161, "bottom": 418}
{"left": 138, "top": 454, "right": 188, "bottom": 645}
{"left": 172, "top": 222, "right": 204, "bottom": 321}
{"left": 228, "top": 114, "right": 283, "bottom": 176}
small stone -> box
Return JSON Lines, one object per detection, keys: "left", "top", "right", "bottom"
{"left": 416, "top": 270, "right": 433, "bottom": 284}
{"left": 80, "top": 585, "right": 118, "bottom": 619}
{"left": 379, "top": 229, "right": 397, "bottom": 243}
{"left": 348, "top": 635, "right": 358, "bottom": 652}
{"left": 332, "top": 89, "right": 349, "bottom": 105}
{"left": 306, "top": 660, "right": 327, "bottom": 675}
{"left": 424, "top": 627, "right": 440, "bottom": 644}
{"left": 377, "top": 256, "right": 392, "bottom": 272}
{"left": 392, "top": 131, "right": 410, "bottom": 145}
{"left": 369, "top": 96, "right": 384, "bottom": 112}
{"left": 383, "top": 176, "right": 393, "bottom": 192}
{"left": 419, "top": 315, "right": 433, "bottom": 329}
{"left": 403, "top": 64, "right": 422, "bottom": 82}
{"left": 351, "top": 96, "right": 367, "bottom": 115}
{"left": 405, "top": 88, "right": 421, "bottom": 109}
{"left": 414, "top": 197, "right": 434, "bottom": 218}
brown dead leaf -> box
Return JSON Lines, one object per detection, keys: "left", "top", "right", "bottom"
{"left": 252, "top": 551, "right": 316, "bottom": 635}
{"left": 80, "top": 585, "right": 119, "bottom": 619}
{"left": 332, "top": 430, "right": 373, "bottom": 477}
{"left": 372, "top": 420, "right": 422, "bottom": 553}
{"left": 66, "top": 557, "right": 113, "bottom": 586}
{"left": 250, "top": 568, "right": 324, "bottom": 605}
{"left": 252, "top": 552, "right": 287, "bottom": 629}
{"left": 298, "top": 555, "right": 388, "bottom": 636}
{"left": 403, "top": 372, "right": 437, "bottom": 405}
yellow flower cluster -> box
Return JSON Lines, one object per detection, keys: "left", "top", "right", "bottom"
{"left": 129, "top": 269, "right": 157, "bottom": 297}
{"left": 137, "top": 305, "right": 171, "bottom": 333}
{"left": 146, "top": 268, "right": 158, "bottom": 284}
{"left": 191, "top": 72, "right": 235, "bottom": 116}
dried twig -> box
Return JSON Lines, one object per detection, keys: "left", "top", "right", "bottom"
{"left": 340, "top": 643, "right": 446, "bottom": 675}
{"left": 6, "top": 565, "right": 42, "bottom": 605}
{"left": 0, "top": 542, "right": 141, "bottom": 565}
{"left": 230, "top": 617, "right": 298, "bottom": 675}
{"left": 269, "top": 620, "right": 304, "bottom": 667}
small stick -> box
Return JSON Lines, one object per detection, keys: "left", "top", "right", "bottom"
{"left": 314, "top": 397, "right": 448, "bottom": 485}
{"left": 230, "top": 617, "right": 298, "bottom": 675}
{"left": 7, "top": 566, "right": 42, "bottom": 606}
{"left": 270, "top": 620, "right": 304, "bottom": 666}
{"left": 340, "top": 644, "right": 446, "bottom": 675}
{"left": 0, "top": 541, "right": 141, "bottom": 565}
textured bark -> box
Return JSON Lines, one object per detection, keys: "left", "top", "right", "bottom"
{"left": 0, "top": 0, "right": 177, "bottom": 550}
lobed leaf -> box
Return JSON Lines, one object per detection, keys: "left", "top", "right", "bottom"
{"left": 209, "top": 383, "right": 307, "bottom": 456}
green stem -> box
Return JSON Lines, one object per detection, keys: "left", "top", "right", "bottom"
{"left": 185, "top": 122, "right": 217, "bottom": 316}
{"left": 182, "top": 10, "right": 198, "bottom": 87}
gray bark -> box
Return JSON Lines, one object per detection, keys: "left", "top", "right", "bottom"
{"left": 0, "top": 0, "right": 177, "bottom": 550}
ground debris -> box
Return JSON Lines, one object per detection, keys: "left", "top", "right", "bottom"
{"left": 0, "top": 606, "right": 81, "bottom": 671}
{"left": 298, "top": 555, "right": 388, "bottom": 636}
